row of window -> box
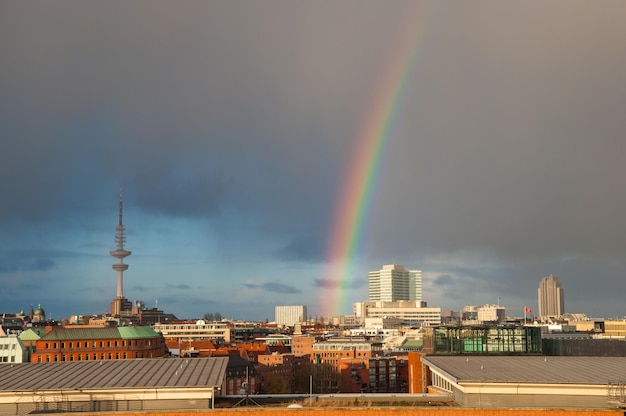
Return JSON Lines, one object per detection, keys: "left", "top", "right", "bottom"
{"left": 36, "top": 351, "right": 157, "bottom": 362}
{"left": 42, "top": 339, "right": 153, "bottom": 349}
{"left": 0, "top": 344, "right": 17, "bottom": 349}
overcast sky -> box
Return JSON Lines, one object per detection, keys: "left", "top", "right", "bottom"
{"left": 1, "top": 1, "right": 626, "bottom": 321}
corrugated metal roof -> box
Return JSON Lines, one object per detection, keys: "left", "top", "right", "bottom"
{"left": 423, "top": 355, "right": 626, "bottom": 385}
{"left": 0, "top": 357, "right": 228, "bottom": 391}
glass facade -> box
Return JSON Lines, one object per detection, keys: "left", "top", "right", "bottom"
{"left": 433, "top": 326, "right": 542, "bottom": 354}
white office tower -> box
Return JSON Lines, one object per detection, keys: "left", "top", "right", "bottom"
{"left": 538, "top": 275, "right": 565, "bottom": 319}
{"left": 275, "top": 305, "right": 307, "bottom": 326}
{"left": 369, "top": 264, "right": 422, "bottom": 302}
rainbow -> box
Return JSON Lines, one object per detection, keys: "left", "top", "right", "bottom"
{"left": 321, "top": 4, "right": 436, "bottom": 318}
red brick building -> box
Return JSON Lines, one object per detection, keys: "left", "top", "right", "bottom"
{"left": 31, "top": 326, "right": 167, "bottom": 362}
{"left": 338, "top": 355, "right": 409, "bottom": 393}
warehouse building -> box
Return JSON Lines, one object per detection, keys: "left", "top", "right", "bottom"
{"left": 0, "top": 357, "right": 227, "bottom": 414}
{"left": 422, "top": 355, "right": 626, "bottom": 409}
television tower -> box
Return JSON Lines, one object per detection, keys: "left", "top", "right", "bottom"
{"left": 110, "top": 187, "right": 131, "bottom": 300}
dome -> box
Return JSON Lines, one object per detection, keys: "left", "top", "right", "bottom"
{"left": 34, "top": 304, "right": 45, "bottom": 316}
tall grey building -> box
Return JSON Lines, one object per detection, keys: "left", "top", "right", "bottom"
{"left": 275, "top": 305, "right": 307, "bottom": 326}
{"left": 538, "top": 275, "right": 564, "bottom": 319}
{"left": 368, "top": 264, "right": 422, "bottom": 302}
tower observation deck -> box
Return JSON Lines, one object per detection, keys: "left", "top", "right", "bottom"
{"left": 110, "top": 187, "right": 132, "bottom": 315}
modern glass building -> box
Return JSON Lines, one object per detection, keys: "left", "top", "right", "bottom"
{"left": 427, "top": 325, "right": 542, "bottom": 354}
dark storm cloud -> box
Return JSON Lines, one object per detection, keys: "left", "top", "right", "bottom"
{"left": 277, "top": 237, "right": 325, "bottom": 263}
{"left": 2, "top": 1, "right": 626, "bottom": 319}
{"left": 0, "top": 258, "right": 55, "bottom": 274}
{"left": 244, "top": 282, "right": 300, "bottom": 294}
{"left": 166, "top": 283, "right": 192, "bottom": 290}
{"left": 433, "top": 274, "right": 454, "bottom": 287}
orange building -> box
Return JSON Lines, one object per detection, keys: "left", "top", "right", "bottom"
{"left": 292, "top": 335, "right": 316, "bottom": 357}
{"left": 311, "top": 338, "right": 383, "bottom": 370}
{"left": 31, "top": 326, "right": 167, "bottom": 362}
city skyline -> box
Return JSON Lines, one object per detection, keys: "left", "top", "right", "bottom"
{"left": 2, "top": 1, "right": 626, "bottom": 320}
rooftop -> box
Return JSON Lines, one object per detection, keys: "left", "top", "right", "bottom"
{"left": 423, "top": 355, "right": 626, "bottom": 385}
{"left": 0, "top": 357, "right": 228, "bottom": 391}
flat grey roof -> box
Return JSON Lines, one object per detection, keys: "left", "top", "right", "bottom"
{"left": 423, "top": 355, "right": 626, "bottom": 385}
{"left": 0, "top": 357, "right": 228, "bottom": 392}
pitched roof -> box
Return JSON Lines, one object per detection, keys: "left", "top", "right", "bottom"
{"left": 38, "top": 326, "right": 161, "bottom": 341}
{"left": 39, "top": 327, "right": 120, "bottom": 340}
{"left": 118, "top": 326, "right": 160, "bottom": 339}
{"left": 423, "top": 355, "right": 626, "bottom": 385}
{"left": 18, "top": 328, "right": 46, "bottom": 341}
{"left": 0, "top": 357, "right": 228, "bottom": 391}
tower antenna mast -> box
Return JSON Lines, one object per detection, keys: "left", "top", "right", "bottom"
{"left": 110, "top": 187, "right": 131, "bottom": 312}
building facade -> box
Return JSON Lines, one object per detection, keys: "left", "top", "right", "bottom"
{"left": 275, "top": 305, "right": 307, "bottom": 326}
{"left": 368, "top": 265, "right": 422, "bottom": 302}
{"left": 538, "top": 275, "right": 564, "bottom": 319}
{"left": 0, "top": 336, "right": 27, "bottom": 364}
{"left": 153, "top": 320, "right": 231, "bottom": 344}
{"left": 354, "top": 301, "right": 441, "bottom": 326}
{"left": 31, "top": 326, "right": 167, "bottom": 362}
{"left": 476, "top": 304, "right": 506, "bottom": 324}
{"left": 339, "top": 355, "right": 409, "bottom": 393}
{"left": 422, "top": 325, "right": 542, "bottom": 355}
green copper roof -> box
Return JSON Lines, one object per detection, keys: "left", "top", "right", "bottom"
{"left": 40, "top": 327, "right": 121, "bottom": 340}
{"left": 19, "top": 328, "right": 46, "bottom": 340}
{"left": 118, "top": 326, "right": 160, "bottom": 339}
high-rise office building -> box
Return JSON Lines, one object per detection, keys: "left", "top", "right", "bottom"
{"left": 538, "top": 275, "right": 564, "bottom": 319}
{"left": 368, "top": 265, "right": 422, "bottom": 302}
{"left": 275, "top": 305, "right": 307, "bottom": 326}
